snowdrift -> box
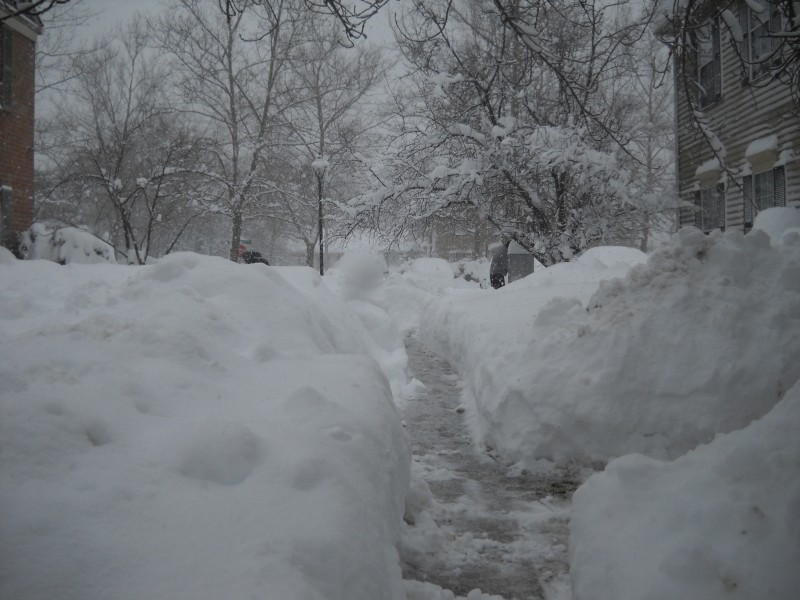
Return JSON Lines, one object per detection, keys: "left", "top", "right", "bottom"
{"left": 0, "top": 254, "right": 410, "bottom": 600}
{"left": 421, "top": 229, "right": 800, "bottom": 464}
{"left": 570, "top": 378, "right": 800, "bottom": 600}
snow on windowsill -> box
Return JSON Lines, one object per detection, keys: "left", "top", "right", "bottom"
{"left": 745, "top": 134, "right": 779, "bottom": 160}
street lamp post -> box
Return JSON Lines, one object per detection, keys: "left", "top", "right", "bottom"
{"left": 311, "top": 156, "right": 329, "bottom": 276}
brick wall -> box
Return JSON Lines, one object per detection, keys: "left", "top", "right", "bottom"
{"left": 0, "top": 23, "right": 36, "bottom": 254}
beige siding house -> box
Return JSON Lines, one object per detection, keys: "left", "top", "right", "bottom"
{"left": 665, "top": 0, "right": 798, "bottom": 233}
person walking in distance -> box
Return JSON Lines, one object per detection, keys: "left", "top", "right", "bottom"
{"left": 489, "top": 240, "right": 509, "bottom": 289}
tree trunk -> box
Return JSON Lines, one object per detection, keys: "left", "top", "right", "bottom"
{"left": 229, "top": 210, "right": 243, "bottom": 262}
{"left": 305, "top": 241, "right": 315, "bottom": 268}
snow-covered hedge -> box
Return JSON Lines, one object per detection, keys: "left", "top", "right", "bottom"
{"left": 20, "top": 223, "right": 116, "bottom": 264}
{"left": 0, "top": 254, "right": 410, "bottom": 600}
{"left": 570, "top": 378, "right": 800, "bottom": 600}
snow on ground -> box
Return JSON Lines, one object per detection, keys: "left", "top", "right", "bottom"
{"left": 570, "top": 379, "right": 800, "bottom": 600}
{"left": 403, "top": 218, "right": 800, "bottom": 600}
{"left": 420, "top": 230, "right": 800, "bottom": 464}
{"left": 0, "top": 253, "right": 410, "bottom": 600}
{"left": 417, "top": 245, "right": 647, "bottom": 462}
{"left": 5, "top": 216, "right": 798, "bottom": 600}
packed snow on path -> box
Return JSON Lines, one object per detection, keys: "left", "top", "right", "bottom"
{"left": 0, "top": 253, "right": 411, "bottom": 600}
{"left": 400, "top": 339, "right": 576, "bottom": 600}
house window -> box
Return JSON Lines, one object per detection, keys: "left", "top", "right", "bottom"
{"left": 739, "top": 0, "right": 783, "bottom": 81}
{"left": 0, "top": 186, "right": 13, "bottom": 248}
{"left": 692, "top": 18, "right": 722, "bottom": 107}
{"left": 694, "top": 184, "right": 725, "bottom": 232}
{"left": 743, "top": 166, "right": 786, "bottom": 230}
{"left": 0, "top": 24, "right": 11, "bottom": 109}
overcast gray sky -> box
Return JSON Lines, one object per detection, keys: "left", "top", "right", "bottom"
{"left": 77, "top": 0, "right": 396, "bottom": 46}
{"left": 82, "top": 0, "right": 164, "bottom": 25}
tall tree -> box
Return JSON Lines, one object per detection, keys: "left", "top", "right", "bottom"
{"left": 36, "top": 18, "right": 206, "bottom": 263}
{"left": 350, "top": 0, "right": 657, "bottom": 265}
{"left": 155, "top": 0, "right": 303, "bottom": 261}
{"left": 275, "top": 18, "right": 386, "bottom": 266}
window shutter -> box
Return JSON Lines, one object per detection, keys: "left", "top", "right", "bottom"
{"left": 769, "top": 5, "right": 783, "bottom": 59}
{"left": 0, "top": 186, "right": 12, "bottom": 248}
{"left": 739, "top": 0, "right": 751, "bottom": 84}
{"left": 743, "top": 174, "right": 753, "bottom": 231}
{"left": 774, "top": 166, "right": 786, "bottom": 207}
{"left": 712, "top": 19, "right": 722, "bottom": 101}
{"left": 1, "top": 26, "right": 11, "bottom": 109}
{"left": 685, "top": 32, "right": 699, "bottom": 105}
{"left": 716, "top": 183, "right": 726, "bottom": 230}
{"left": 694, "top": 190, "right": 703, "bottom": 229}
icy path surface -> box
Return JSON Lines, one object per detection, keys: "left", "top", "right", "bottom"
{"left": 400, "top": 337, "right": 579, "bottom": 600}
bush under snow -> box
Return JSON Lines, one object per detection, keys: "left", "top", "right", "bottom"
{"left": 20, "top": 223, "right": 116, "bottom": 264}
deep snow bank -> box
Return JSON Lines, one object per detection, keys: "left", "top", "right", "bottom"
{"left": 418, "top": 246, "right": 646, "bottom": 461}
{"left": 421, "top": 229, "right": 800, "bottom": 464}
{"left": 0, "top": 254, "right": 410, "bottom": 600}
{"left": 570, "top": 379, "right": 800, "bottom": 600}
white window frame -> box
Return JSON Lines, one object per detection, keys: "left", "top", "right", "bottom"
{"left": 695, "top": 183, "right": 726, "bottom": 233}
{"left": 742, "top": 166, "right": 786, "bottom": 230}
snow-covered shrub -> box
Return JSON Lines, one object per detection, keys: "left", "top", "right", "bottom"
{"left": 19, "top": 223, "right": 116, "bottom": 264}
{"left": 452, "top": 257, "right": 489, "bottom": 286}
{"left": 570, "top": 378, "right": 800, "bottom": 600}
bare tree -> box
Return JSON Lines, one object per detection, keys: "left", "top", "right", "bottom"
{"left": 155, "top": 0, "right": 304, "bottom": 261}
{"left": 274, "top": 18, "right": 386, "bottom": 265}
{"left": 36, "top": 18, "right": 207, "bottom": 263}
{"left": 348, "top": 0, "right": 657, "bottom": 265}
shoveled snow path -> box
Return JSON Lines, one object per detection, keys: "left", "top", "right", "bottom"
{"left": 400, "top": 337, "right": 580, "bottom": 600}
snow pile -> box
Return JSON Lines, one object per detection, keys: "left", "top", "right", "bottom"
{"left": 752, "top": 205, "right": 800, "bottom": 245}
{"left": 572, "top": 244, "right": 648, "bottom": 270}
{"left": 421, "top": 229, "right": 800, "bottom": 464}
{"left": 0, "top": 254, "right": 410, "bottom": 600}
{"left": 348, "top": 257, "right": 479, "bottom": 336}
{"left": 325, "top": 250, "right": 389, "bottom": 301}
{"left": 322, "top": 252, "right": 421, "bottom": 402}
{"left": 570, "top": 379, "right": 800, "bottom": 600}
{"left": 418, "top": 246, "right": 645, "bottom": 458}
{"left": 19, "top": 222, "right": 116, "bottom": 264}
{"left": 402, "top": 257, "right": 462, "bottom": 288}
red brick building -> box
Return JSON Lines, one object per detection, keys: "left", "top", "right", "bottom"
{"left": 0, "top": 2, "right": 40, "bottom": 255}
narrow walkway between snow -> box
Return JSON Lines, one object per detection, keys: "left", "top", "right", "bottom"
{"left": 400, "top": 337, "right": 579, "bottom": 600}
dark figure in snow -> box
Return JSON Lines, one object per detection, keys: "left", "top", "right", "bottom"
{"left": 489, "top": 241, "right": 509, "bottom": 289}
{"left": 240, "top": 250, "right": 270, "bottom": 265}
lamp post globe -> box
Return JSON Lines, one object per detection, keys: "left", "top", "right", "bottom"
{"left": 311, "top": 156, "right": 329, "bottom": 276}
